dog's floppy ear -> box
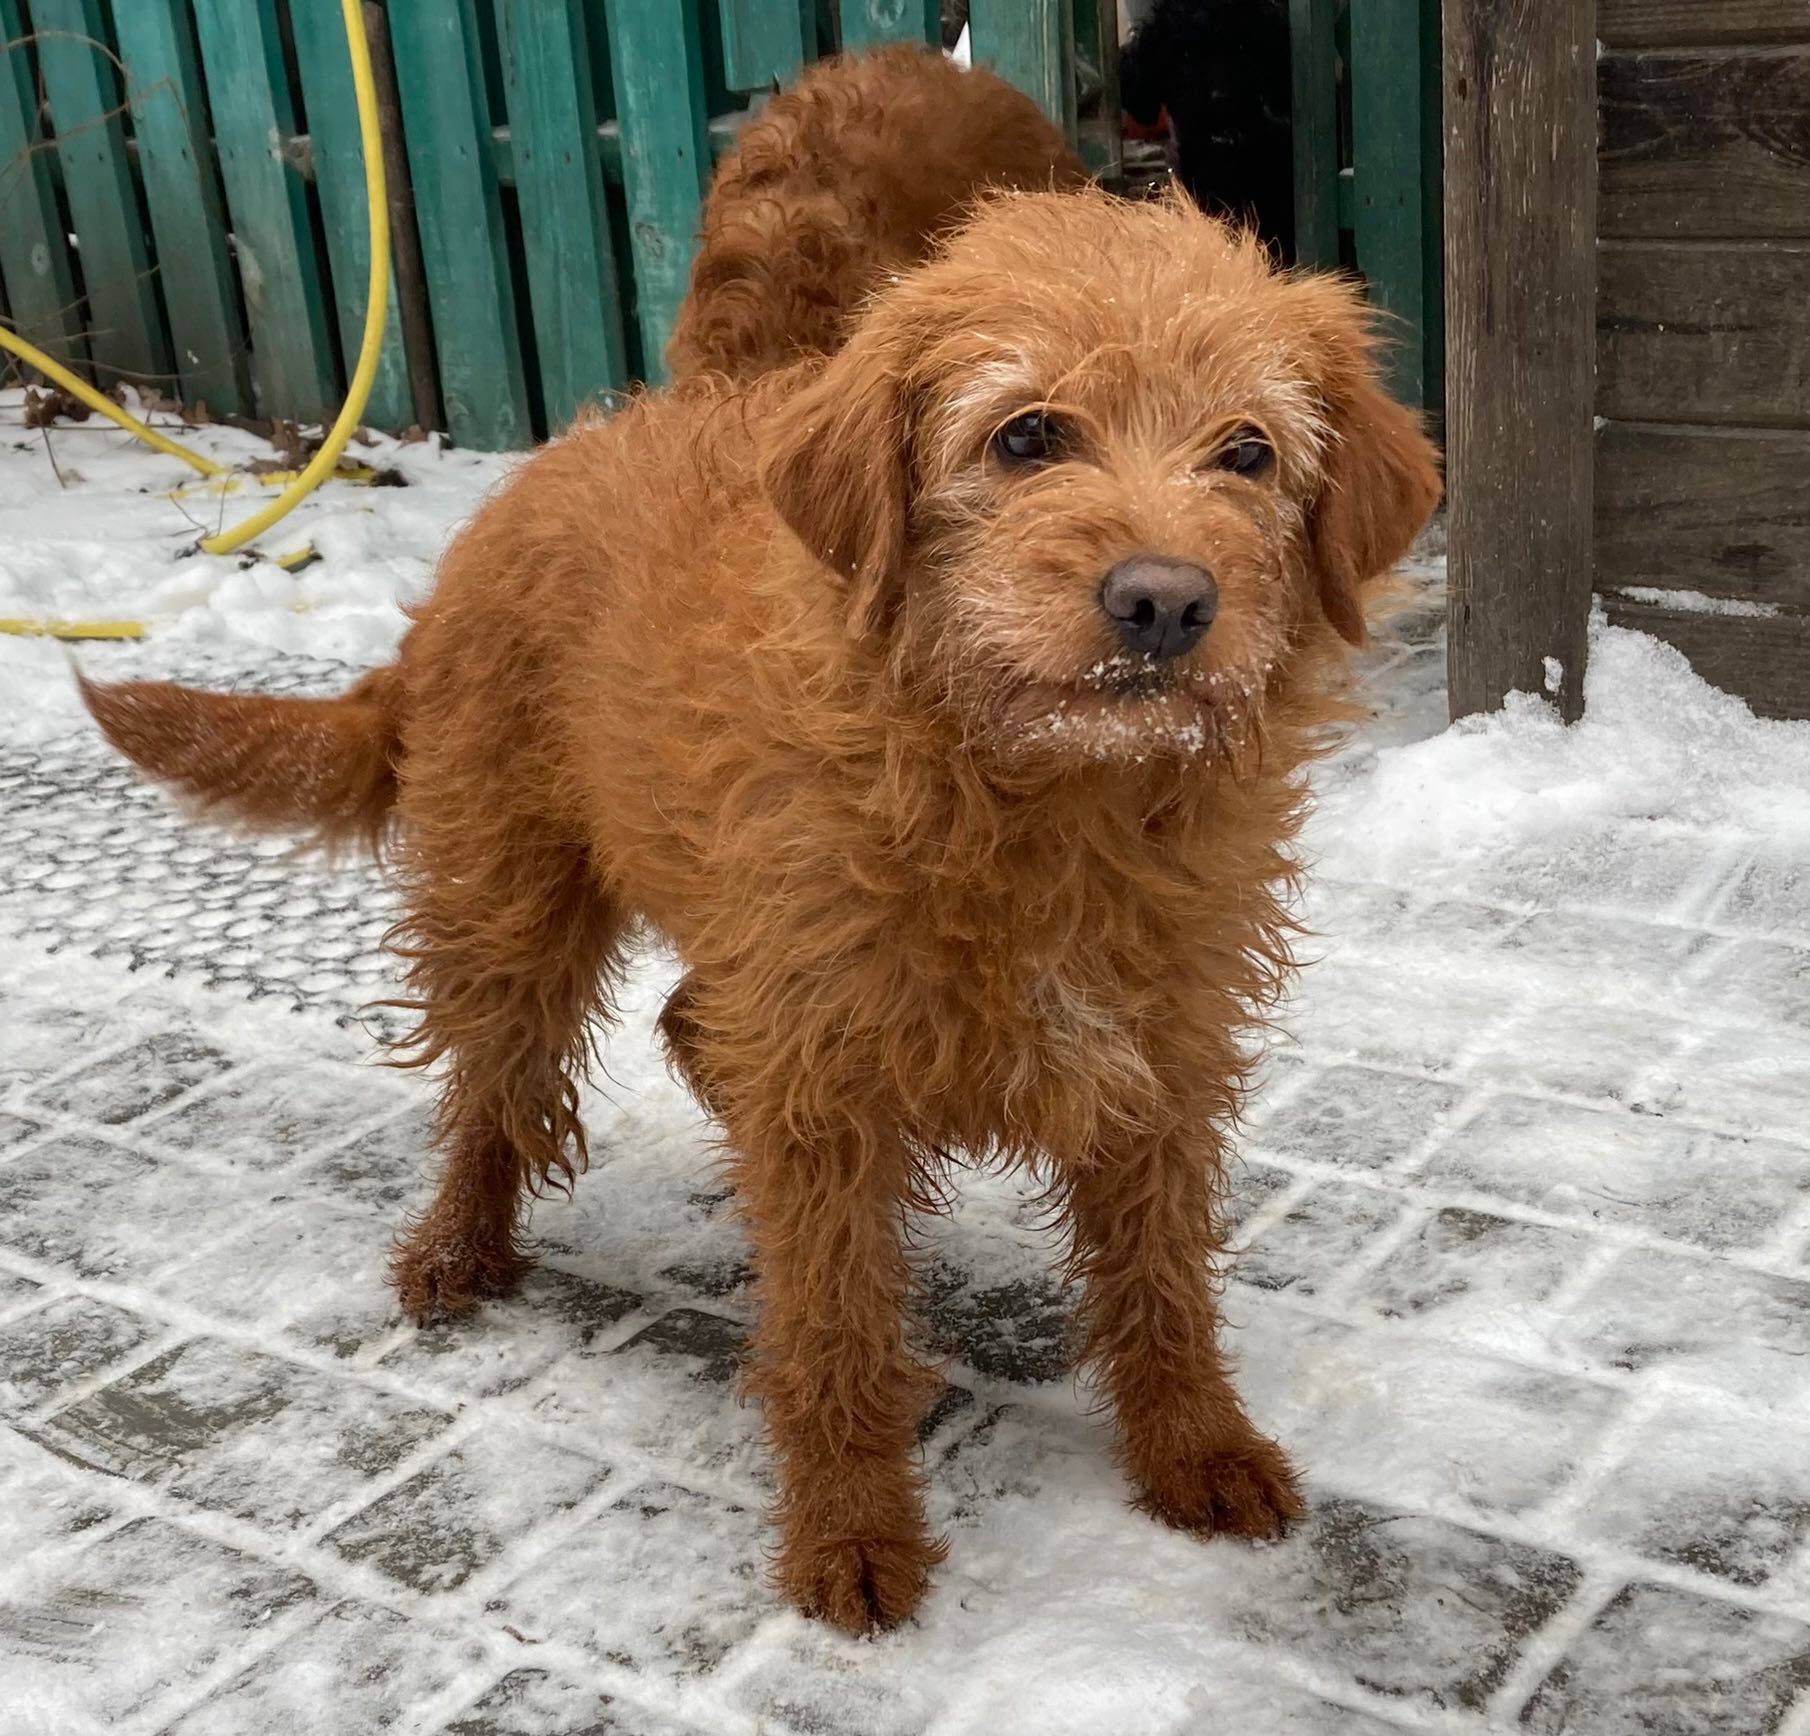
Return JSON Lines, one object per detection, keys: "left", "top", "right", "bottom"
{"left": 758, "top": 331, "right": 911, "bottom": 637}
{"left": 1295, "top": 283, "right": 1444, "bottom": 645}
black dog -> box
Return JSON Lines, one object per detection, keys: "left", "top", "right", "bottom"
{"left": 1119, "top": 0, "right": 1297, "bottom": 263}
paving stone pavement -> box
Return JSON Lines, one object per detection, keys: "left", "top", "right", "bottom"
{"left": 1, "top": 625, "right": 1808, "bottom": 1734}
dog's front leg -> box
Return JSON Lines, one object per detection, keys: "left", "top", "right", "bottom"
{"left": 1064, "top": 1132, "right": 1305, "bottom": 1540}
{"left": 732, "top": 1114, "right": 944, "bottom": 1633}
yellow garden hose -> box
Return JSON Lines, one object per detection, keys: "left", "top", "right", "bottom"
{"left": 201, "top": 0, "right": 388, "bottom": 558}
{"left": 0, "top": 617, "right": 146, "bottom": 640}
{"left": 0, "top": 333, "right": 223, "bottom": 478}
{"left": 0, "top": 0, "right": 388, "bottom": 634}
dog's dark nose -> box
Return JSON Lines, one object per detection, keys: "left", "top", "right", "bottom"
{"left": 1099, "top": 557, "right": 1218, "bottom": 660}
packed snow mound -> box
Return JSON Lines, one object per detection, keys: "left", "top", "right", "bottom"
{"left": 1310, "top": 615, "right": 1810, "bottom": 894}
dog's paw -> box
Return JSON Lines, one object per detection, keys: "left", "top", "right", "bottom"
{"left": 389, "top": 1229, "right": 532, "bottom": 1326}
{"left": 777, "top": 1532, "right": 947, "bottom": 1634}
{"left": 1137, "top": 1434, "right": 1306, "bottom": 1542}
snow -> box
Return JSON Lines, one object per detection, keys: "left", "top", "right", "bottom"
{"left": 0, "top": 387, "right": 513, "bottom": 667}
{"left": 1307, "top": 606, "right": 1810, "bottom": 892}
{"left": 1610, "top": 585, "right": 1784, "bottom": 619}
{"left": 2, "top": 390, "right": 1809, "bottom": 1732}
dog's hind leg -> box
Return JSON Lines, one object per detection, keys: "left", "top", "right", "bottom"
{"left": 1063, "top": 1127, "right": 1306, "bottom": 1541}
{"left": 385, "top": 793, "right": 629, "bottom": 1324}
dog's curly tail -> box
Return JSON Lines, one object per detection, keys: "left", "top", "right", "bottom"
{"left": 79, "top": 662, "right": 404, "bottom": 853}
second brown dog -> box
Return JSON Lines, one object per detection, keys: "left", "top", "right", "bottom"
{"left": 668, "top": 43, "right": 1085, "bottom": 382}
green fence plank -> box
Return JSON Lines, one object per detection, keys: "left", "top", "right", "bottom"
{"left": 0, "top": 0, "right": 83, "bottom": 364}
{"left": 604, "top": 0, "right": 709, "bottom": 384}
{"left": 388, "top": 0, "right": 530, "bottom": 448}
{"left": 32, "top": 0, "right": 171, "bottom": 384}
{"left": 969, "top": 0, "right": 1074, "bottom": 138}
{"left": 289, "top": 0, "right": 414, "bottom": 430}
{"left": 490, "top": 109, "right": 743, "bottom": 187}
{"left": 1289, "top": 0, "right": 1340, "bottom": 269}
{"left": 837, "top": 0, "right": 937, "bottom": 50}
{"left": 1071, "top": 0, "right": 1118, "bottom": 178}
{"left": 718, "top": 0, "right": 810, "bottom": 90}
{"left": 111, "top": 0, "right": 247, "bottom": 414}
{"left": 499, "top": 0, "right": 630, "bottom": 426}
{"left": 191, "top": 0, "right": 340, "bottom": 422}
{"left": 1418, "top": 0, "right": 1443, "bottom": 428}
{"left": 1349, "top": 0, "right": 1425, "bottom": 407}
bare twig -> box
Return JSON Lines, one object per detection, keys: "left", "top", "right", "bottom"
{"left": 40, "top": 426, "right": 68, "bottom": 489}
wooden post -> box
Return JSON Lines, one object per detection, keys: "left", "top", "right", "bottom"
{"left": 1443, "top": 0, "right": 1596, "bottom": 723}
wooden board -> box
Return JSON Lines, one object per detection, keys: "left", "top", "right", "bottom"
{"left": 1599, "top": 596, "right": 1810, "bottom": 721}
{"left": 839, "top": 0, "right": 939, "bottom": 52}
{"left": 1071, "top": 0, "right": 1120, "bottom": 180}
{"left": 606, "top": 0, "right": 711, "bottom": 384}
{"left": 32, "top": 0, "right": 172, "bottom": 385}
{"left": 111, "top": 0, "right": 249, "bottom": 415}
{"left": 1598, "top": 0, "right": 1810, "bottom": 48}
{"left": 1597, "top": 241, "right": 1810, "bottom": 429}
{"left": 363, "top": 0, "right": 441, "bottom": 432}
{"left": 498, "top": 0, "right": 630, "bottom": 426}
{"left": 1600, "top": 50, "right": 1810, "bottom": 240}
{"left": 717, "top": 0, "right": 810, "bottom": 90}
{"left": 1350, "top": 0, "right": 1429, "bottom": 408}
{"left": 191, "top": 0, "right": 341, "bottom": 423}
{"left": 289, "top": 0, "right": 415, "bottom": 431}
{"left": 1596, "top": 423, "right": 1810, "bottom": 607}
{"left": 1443, "top": 0, "right": 1595, "bottom": 722}
{"left": 969, "top": 0, "right": 1075, "bottom": 137}
{"left": 388, "top": 0, "right": 530, "bottom": 447}
{"left": 0, "top": 0, "right": 83, "bottom": 365}
{"left": 1289, "top": 0, "right": 1341, "bottom": 270}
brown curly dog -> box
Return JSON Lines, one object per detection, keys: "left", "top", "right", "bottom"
{"left": 82, "top": 189, "right": 1441, "bottom": 1633}
{"left": 666, "top": 42, "right": 1084, "bottom": 382}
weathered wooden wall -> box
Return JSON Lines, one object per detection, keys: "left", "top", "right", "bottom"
{"left": 1446, "top": 0, "right": 1810, "bottom": 723}
{"left": 1594, "top": 0, "right": 1810, "bottom": 717}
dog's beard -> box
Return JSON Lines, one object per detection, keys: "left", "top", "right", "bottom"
{"left": 982, "top": 662, "right": 1269, "bottom": 767}
{"left": 920, "top": 556, "right": 1285, "bottom": 770}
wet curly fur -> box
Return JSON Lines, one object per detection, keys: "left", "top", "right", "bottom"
{"left": 82, "top": 189, "right": 1440, "bottom": 1633}
{"left": 666, "top": 43, "right": 1085, "bottom": 382}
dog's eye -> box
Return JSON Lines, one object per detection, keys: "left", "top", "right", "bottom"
{"left": 1213, "top": 430, "right": 1275, "bottom": 478}
{"left": 992, "top": 411, "right": 1067, "bottom": 467}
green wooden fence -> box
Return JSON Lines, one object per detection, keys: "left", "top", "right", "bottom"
{"left": 0, "top": 0, "right": 1442, "bottom": 450}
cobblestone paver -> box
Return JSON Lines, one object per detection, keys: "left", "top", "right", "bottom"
{"left": 1, "top": 627, "right": 1807, "bottom": 1734}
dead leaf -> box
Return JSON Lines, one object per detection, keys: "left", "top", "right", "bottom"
{"left": 269, "top": 419, "right": 313, "bottom": 469}
{"left": 23, "top": 386, "right": 92, "bottom": 428}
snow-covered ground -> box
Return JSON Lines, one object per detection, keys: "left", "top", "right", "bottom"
{"left": 2, "top": 388, "right": 1808, "bottom": 1735}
